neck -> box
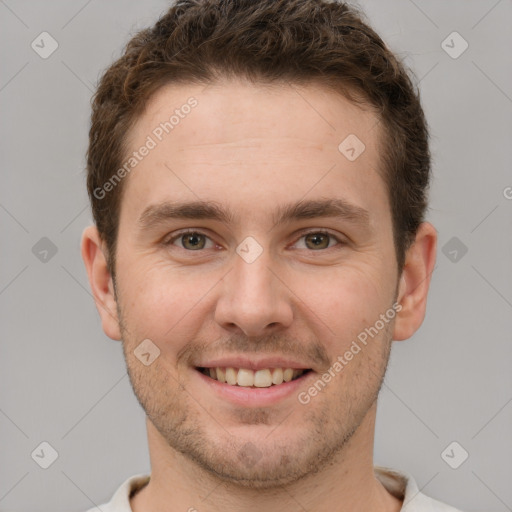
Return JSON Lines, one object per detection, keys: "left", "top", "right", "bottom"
{"left": 131, "top": 403, "right": 402, "bottom": 512}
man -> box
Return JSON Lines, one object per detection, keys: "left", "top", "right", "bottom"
{"left": 81, "top": 0, "right": 462, "bottom": 510}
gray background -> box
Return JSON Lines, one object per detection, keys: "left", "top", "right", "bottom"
{"left": 1, "top": 0, "right": 511, "bottom": 510}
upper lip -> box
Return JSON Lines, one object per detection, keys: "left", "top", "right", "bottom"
{"left": 194, "top": 356, "right": 313, "bottom": 371}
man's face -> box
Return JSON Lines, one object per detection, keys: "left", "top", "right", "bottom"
{"left": 113, "top": 79, "right": 400, "bottom": 486}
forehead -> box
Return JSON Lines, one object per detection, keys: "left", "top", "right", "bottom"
{"left": 119, "top": 78, "right": 388, "bottom": 229}
{"left": 128, "top": 79, "right": 379, "bottom": 154}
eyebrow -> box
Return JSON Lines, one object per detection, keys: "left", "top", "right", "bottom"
{"left": 137, "top": 198, "right": 370, "bottom": 231}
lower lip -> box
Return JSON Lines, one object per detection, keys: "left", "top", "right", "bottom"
{"left": 195, "top": 369, "right": 314, "bottom": 407}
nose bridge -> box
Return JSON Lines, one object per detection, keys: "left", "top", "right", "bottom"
{"left": 234, "top": 248, "right": 274, "bottom": 301}
{"left": 215, "top": 243, "right": 293, "bottom": 335}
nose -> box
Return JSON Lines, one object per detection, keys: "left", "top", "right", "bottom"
{"left": 214, "top": 248, "right": 294, "bottom": 337}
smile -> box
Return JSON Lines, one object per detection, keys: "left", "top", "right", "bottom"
{"left": 197, "top": 367, "right": 312, "bottom": 388}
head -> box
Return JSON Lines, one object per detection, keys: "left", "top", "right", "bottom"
{"left": 82, "top": 0, "right": 436, "bottom": 488}
{"left": 87, "top": 0, "right": 431, "bottom": 279}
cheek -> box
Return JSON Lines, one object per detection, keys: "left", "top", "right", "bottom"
{"left": 292, "top": 261, "right": 393, "bottom": 345}
{"left": 117, "top": 260, "right": 216, "bottom": 344}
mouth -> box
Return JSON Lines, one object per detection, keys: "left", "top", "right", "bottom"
{"left": 196, "top": 366, "right": 313, "bottom": 388}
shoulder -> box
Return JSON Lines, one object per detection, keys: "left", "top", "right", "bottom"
{"left": 375, "top": 466, "right": 466, "bottom": 512}
{"left": 403, "top": 491, "right": 466, "bottom": 512}
{"left": 82, "top": 474, "right": 151, "bottom": 512}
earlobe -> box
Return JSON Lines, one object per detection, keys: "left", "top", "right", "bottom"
{"left": 81, "top": 225, "right": 122, "bottom": 341}
{"left": 393, "top": 222, "right": 437, "bottom": 342}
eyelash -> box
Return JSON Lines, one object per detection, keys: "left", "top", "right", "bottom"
{"left": 162, "top": 228, "right": 346, "bottom": 252}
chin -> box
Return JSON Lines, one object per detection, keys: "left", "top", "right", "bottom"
{"left": 167, "top": 422, "right": 353, "bottom": 490}
{"left": 184, "top": 446, "right": 320, "bottom": 488}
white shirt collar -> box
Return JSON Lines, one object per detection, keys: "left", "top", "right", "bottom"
{"left": 88, "top": 466, "right": 463, "bottom": 512}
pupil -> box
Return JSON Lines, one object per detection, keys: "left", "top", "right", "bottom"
{"left": 185, "top": 233, "right": 204, "bottom": 249}
{"left": 308, "top": 233, "right": 327, "bottom": 249}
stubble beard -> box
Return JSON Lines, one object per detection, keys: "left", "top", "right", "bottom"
{"left": 116, "top": 297, "right": 394, "bottom": 489}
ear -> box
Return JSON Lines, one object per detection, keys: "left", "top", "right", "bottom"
{"left": 393, "top": 222, "right": 437, "bottom": 341}
{"left": 81, "top": 225, "right": 121, "bottom": 341}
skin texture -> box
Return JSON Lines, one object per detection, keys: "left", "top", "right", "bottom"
{"left": 82, "top": 79, "right": 437, "bottom": 512}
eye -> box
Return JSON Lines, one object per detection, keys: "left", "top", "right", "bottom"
{"left": 163, "top": 229, "right": 345, "bottom": 252}
{"left": 293, "top": 230, "right": 345, "bottom": 251}
{"left": 164, "top": 230, "right": 216, "bottom": 251}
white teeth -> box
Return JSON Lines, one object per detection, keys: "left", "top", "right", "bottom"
{"left": 203, "top": 367, "right": 307, "bottom": 387}
{"left": 254, "top": 369, "right": 272, "bottom": 387}
{"left": 237, "top": 368, "right": 254, "bottom": 387}
{"left": 225, "top": 367, "right": 237, "bottom": 385}
{"left": 283, "top": 368, "right": 294, "bottom": 382}
{"left": 272, "top": 368, "right": 284, "bottom": 385}
{"left": 216, "top": 367, "right": 226, "bottom": 383}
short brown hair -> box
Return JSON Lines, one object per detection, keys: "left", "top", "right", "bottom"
{"left": 86, "top": 0, "right": 431, "bottom": 277}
